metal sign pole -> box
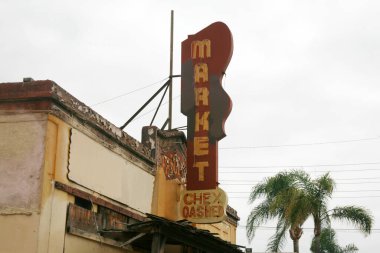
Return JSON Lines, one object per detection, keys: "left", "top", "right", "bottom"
{"left": 168, "top": 10, "right": 174, "bottom": 130}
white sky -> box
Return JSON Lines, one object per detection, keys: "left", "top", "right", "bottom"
{"left": 1, "top": 0, "right": 380, "bottom": 252}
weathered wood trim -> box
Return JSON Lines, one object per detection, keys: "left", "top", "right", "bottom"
{"left": 55, "top": 181, "right": 145, "bottom": 221}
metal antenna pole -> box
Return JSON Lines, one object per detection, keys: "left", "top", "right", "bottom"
{"left": 168, "top": 10, "right": 174, "bottom": 130}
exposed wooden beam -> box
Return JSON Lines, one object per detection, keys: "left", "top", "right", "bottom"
{"left": 120, "top": 232, "right": 146, "bottom": 247}
{"left": 55, "top": 181, "right": 145, "bottom": 221}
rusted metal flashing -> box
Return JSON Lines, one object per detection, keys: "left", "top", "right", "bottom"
{"left": 0, "top": 80, "right": 154, "bottom": 165}
{"left": 55, "top": 181, "right": 145, "bottom": 221}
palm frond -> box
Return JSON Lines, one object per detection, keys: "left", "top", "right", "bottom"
{"left": 247, "top": 201, "right": 275, "bottom": 241}
{"left": 315, "top": 173, "right": 335, "bottom": 201}
{"left": 341, "top": 244, "right": 358, "bottom": 253}
{"left": 332, "top": 206, "right": 373, "bottom": 235}
{"left": 267, "top": 217, "right": 289, "bottom": 252}
{"left": 248, "top": 181, "right": 269, "bottom": 204}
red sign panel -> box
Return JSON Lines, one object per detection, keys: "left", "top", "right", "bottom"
{"left": 181, "top": 22, "right": 233, "bottom": 190}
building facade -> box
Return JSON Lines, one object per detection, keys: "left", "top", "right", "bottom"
{"left": 0, "top": 80, "right": 240, "bottom": 253}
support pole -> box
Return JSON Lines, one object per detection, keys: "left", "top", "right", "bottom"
{"left": 150, "top": 83, "right": 170, "bottom": 126}
{"left": 119, "top": 80, "right": 170, "bottom": 130}
{"left": 168, "top": 10, "right": 174, "bottom": 130}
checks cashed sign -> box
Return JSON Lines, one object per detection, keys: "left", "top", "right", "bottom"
{"left": 180, "top": 22, "right": 233, "bottom": 223}
{"left": 180, "top": 188, "right": 228, "bottom": 224}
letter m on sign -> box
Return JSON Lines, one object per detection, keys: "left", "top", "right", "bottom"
{"left": 191, "top": 40, "right": 211, "bottom": 59}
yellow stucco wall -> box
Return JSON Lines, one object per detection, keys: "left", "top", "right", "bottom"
{"left": 64, "top": 234, "right": 127, "bottom": 253}
{"left": 0, "top": 112, "right": 238, "bottom": 252}
{"left": 0, "top": 112, "right": 48, "bottom": 253}
{"left": 36, "top": 115, "right": 73, "bottom": 253}
{"left": 40, "top": 115, "right": 157, "bottom": 252}
{"left": 0, "top": 113, "right": 152, "bottom": 253}
{"left": 151, "top": 166, "right": 183, "bottom": 220}
{"left": 196, "top": 221, "right": 237, "bottom": 243}
{"left": 0, "top": 213, "right": 40, "bottom": 253}
{"left": 39, "top": 115, "right": 153, "bottom": 252}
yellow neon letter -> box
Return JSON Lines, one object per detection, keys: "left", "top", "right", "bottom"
{"left": 191, "top": 39, "right": 211, "bottom": 59}
{"left": 194, "top": 87, "right": 209, "bottom": 106}
{"left": 195, "top": 112, "right": 209, "bottom": 132}
{"left": 194, "top": 63, "right": 208, "bottom": 83}
{"left": 194, "top": 161, "right": 209, "bottom": 181}
{"left": 194, "top": 136, "right": 209, "bottom": 156}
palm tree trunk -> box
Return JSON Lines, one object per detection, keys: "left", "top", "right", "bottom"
{"left": 314, "top": 218, "right": 322, "bottom": 253}
{"left": 289, "top": 226, "right": 303, "bottom": 253}
{"left": 293, "top": 239, "right": 300, "bottom": 253}
{"left": 313, "top": 235, "right": 321, "bottom": 253}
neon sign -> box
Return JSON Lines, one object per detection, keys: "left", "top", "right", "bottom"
{"left": 181, "top": 22, "right": 233, "bottom": 191}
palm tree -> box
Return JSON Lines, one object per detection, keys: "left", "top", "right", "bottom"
{"left": 310, "top": 227, "right": 358, "bottom": 253}
{"left": 246, "top": 170, "right": 374, "bottom": 253}
{"left": 246, "top": 171, "right": 307, "bottom": 252}
{"left": 292, "top": 171, "right": 373, "bottom": 253}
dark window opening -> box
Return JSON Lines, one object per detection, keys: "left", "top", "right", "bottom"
{"left": 74, "top": 196, "right": 92, "bottom": 210}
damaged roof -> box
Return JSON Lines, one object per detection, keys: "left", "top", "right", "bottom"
{"left": 100, "top": 213, "right": 244, "bottom": 253}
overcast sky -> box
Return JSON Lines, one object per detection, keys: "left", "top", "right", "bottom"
{"left": 1, "top": 0, "right": 380, "bottom": 252}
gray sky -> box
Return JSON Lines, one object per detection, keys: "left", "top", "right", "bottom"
{"left": 1, "top": 0, "right": 380, "bottom": 252}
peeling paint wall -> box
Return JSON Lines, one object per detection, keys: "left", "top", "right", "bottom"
{"left": 0, "top": 112, "right": 48, "bottom": 253}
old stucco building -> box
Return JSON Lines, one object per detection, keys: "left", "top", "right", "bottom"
{"left": 0, "top": 80, "right": 240, "bottom": 253}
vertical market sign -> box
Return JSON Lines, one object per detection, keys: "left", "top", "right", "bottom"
{"left": 180, "top": 22, "right": 233, "bottom": 223}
